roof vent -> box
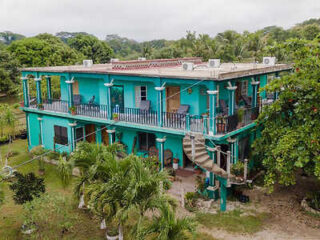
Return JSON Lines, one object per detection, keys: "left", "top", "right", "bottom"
{"left": 208, "top": 59, "right": 220, "bottom": 68}
{"left": 110, "top": 58, "right": 119, "bottom": 63}
{"left": 83, "top": 60, "right": 93, "bottom": 67}
{"left": 138, "top": 57, "right": 146, "bottom": 61}
{"left": 182, "top": 62, "right": 194, "bottom": 71}
{"left": 263, "top": 57, "right": 276, "bottom": 66}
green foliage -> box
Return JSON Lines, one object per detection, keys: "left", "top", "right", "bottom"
{"left": 196, "top": 209, "right": 269, "bottom": 234}
{"left": 22, "top": 193, "right": 80, "bottom": 238}
{"left": 0, "top": 49, "right": 20, "bottom": 94}
{"left": 253, "top": 37, "right": 320, "bottom": 192}
{"left": 306, "top": 191, "right": 320, "bottom": 211}
{"left": 231, "top": 161, "right": 245, "bottom": 176}
{"left": 0, "top": 31, "right": 25, "bottom": 45}
{"left": 57, "top": 155, "right": 73, "bottom": 188}
{"left": 68, "top": 34, "right": 113, "bottom": 63}
{"left": 0, "top": 103, "right": 18, "bottom": 139}
{"left": 9, "top": 172, "right": 45, "bottom": 205}
{"left": 184, "top": 192, "right": 198, "bottom": 210}
{"left": 8, "top": 33, "right": 84, "bottom": 67}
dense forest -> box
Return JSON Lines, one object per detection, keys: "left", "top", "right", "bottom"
{"left": 0, "top": 18, "right": 320, "bottom": 96}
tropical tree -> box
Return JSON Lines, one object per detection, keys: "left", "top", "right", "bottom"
{"left": 8, "top": 33, "right": 84, "bottom": 67}
{"left": 138, "top": 202, "right": 196, "bottom": 240}
{"left": 253, "top": 37, "right": 320, "bottom": 192}
{"left": 0, "top": 49, "right": 20, "bottom": 94}
{"left": 67, "top": 34, "right": 113, "bottom": 63}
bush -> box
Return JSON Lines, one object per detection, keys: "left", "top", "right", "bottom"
{"left": 185, "top": 192, "right": 198, "bottom": 211}
{"left": 306, "top": 191, "right": 320, "bottom": 211}
{"left": 231, "top": 161, "right": 245, "bottom": 176}
{"left": 9, "top": 172, "right": 45, "bottom": 204}
{"left": 23, "top": 193, "right": 79, "bottom": 238}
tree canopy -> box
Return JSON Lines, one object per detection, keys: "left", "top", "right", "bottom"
{"left": 7, "top": 33, "right": 84, "bottom": 67}
{"left": 68, "top": 34, "right": 113, "bottom": 63}
{"left": 253, "top": 36, "right": 320, "bottom": 192}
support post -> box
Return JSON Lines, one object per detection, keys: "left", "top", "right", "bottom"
{"left": 21, "top": 76, "right": 29, "bottom": 107}
{"left": 226, "top": 150, "right": 231, "bottom": 188}
{"left": 155, "top": 85, "right": 165, "bottom": 127}
{"left": 203, "top": 115, "right": 208, "bottom": 135}
{"left": 107, "top": 129, "right": 116, "bottom": 145}
{"left": 251, "top": 77, "right": 260, "bottom": 108}
{"left": 227, "top": 83, "right": 237, "bottom": 116}
{"left": 216, "top": 145, "right": 221, "bottom": 167}
{"left": 207, "top": 90, "right": 218, "bottom": 135}
{"left": 35, "top": 77, "right": 42, "bottom": 105}
{"left": 220, "top": 178, "right": 227, "bottom": 212}
{"left": 207, "top": 147, "right": 217, "bottom": 199}
{"left": 244, "top": 158, "right": 248, "bottom": 181}
{"left": 68, "top": 122, "right": 77, "bottom": 152}
{"left": 274, "top": 72, "right": 280, "bottom": 100}
{"left": 104, "top": 80, "right": 113, "bottom": 120}
{"left": 45, "top": 76, "right": 52, "bottom": 102}
{"left": 186, "top": 114, "right": 190, "bottom": 132}
{"left": 96, "top": 126, "right": 102, "bottom": 145}
{"left": 37, "top": 117, "right": 43, "bottom": 147}
{"left": 65, "top": 78, "right": 74, "bottom": 110}
{"left": 156, "top": 137, "right": 166, "bottom": 171}
{"left": 227, "top": 138, "right": 237, "bottom": 164}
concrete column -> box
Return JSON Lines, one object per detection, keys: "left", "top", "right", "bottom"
{"left": 207, "top": 147, "right": 216, "bottom": 199}
{"left": 155, "top": 86, "right": 165, "bottom": 127}
{"left": 251, "top": 78, "right": 260, "bottom": 108}
{"left": 37, "top": 117, "right": 43, "bottom": 147}
{"left": 34, "top": 77, "right": 42, "bottom": 105}
{"left": 68, "top": 122, "right": 77, "bottom": 152}
{"left": 156, "top": 137, "right": 166, "bottom": 171}
{"left": 96, "top": 126, "right": 102, "bottom": 145}
{"left": 216, "top": 145, "right": 221, "bottom": 167}
{"left": 227, "top": 138, "right": 237, "bottom": 164}
{"left": 45, "top": 76, "right": 52, "bottom": 102}
{"left": 104, "top": 81, "right": 113, "bottom": 120}
{"left": 220, "top": 177, "right": 227, "bottom": 212}
{"left": 207, "top": 90, "right": 218, "bottom": 135}
{"left": 65, "top": 79, "right": 74, "bottom": 109}
{"left": 107, "top": 129, "right": 116, "bottom": 145}
{"left": 227, "top": 83, "right": 237, "bottom": 116}
{"left": 21, "top": 76, "right": 29, "bottom": 107}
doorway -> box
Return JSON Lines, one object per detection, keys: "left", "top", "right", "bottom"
{"left": 101, "top": 129, "right": 109, "bottom": 145}
{"left": 85, "top": 124, "right": 96, "bottom": 143}
{"left": 166, "top": 86, "right": 180, "bottom": 112}
{"left": 73, "top": 80, "right": 79, "bottom": 95}
{"left": 111, "top": 85, "right": 124, "bottom": 111}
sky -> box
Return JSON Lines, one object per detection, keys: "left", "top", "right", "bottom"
{"left": 1, "top": 0, "right": 320, "bottom": 41}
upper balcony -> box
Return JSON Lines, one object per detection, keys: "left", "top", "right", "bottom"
{"left": 26, "top": 96, "right": 270, "bottom": 137}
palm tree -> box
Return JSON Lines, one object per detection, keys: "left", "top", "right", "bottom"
{"left": 138, "top": 202, "right": 196, "bottom": 240}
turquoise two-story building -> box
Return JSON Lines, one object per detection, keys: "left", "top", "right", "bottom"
{"left": 21, "top": 57, "right": 290, "bottom": 210}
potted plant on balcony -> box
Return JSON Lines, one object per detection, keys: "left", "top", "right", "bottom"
{"left": 173, "top": 158, "right": 179, "bottom": 170}
{"left": 216, "top": 116, "right": 226, "bottom": 134}
{"left": 112, "top": 113, "right": 119, "bottom": 121}
{"left": 37, "top": 103, "right": 44, "bottom": 110}
{"left": 69, "top": 106, "right": 76, "bottom": 115}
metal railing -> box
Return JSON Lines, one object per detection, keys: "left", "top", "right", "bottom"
{"left": 116, "top": 107, "right": 158, "bottom": 126}
{"left": 215, "top": 106, "right": 259, "bottom": 134}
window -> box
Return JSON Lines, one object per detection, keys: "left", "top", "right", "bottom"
{"left": 138, "top": 132, "right": 156, "bottom": 151}
{"left": 135, "top": 86, "right": 147, "bottom": 107}
{"left": 76, "top": 127, "right": 84, "bottom": 142}
{"left": 241, "top": 80, "right": 248, "bottom": 96}
{"left": 54, "top": 126, "right": 68, "bottom": 145}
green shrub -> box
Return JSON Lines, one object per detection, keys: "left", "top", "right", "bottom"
{"left": 185, "top": 192, "right": 198, "bottom": 211}
{"left": 231, "top": 161, "right": 245, "bottom": 176}
{"left": 306, "top": 191, "right": 320, "bottom": 211}
{"left": 23, "top": 193, "right": 79, "bottom": 238}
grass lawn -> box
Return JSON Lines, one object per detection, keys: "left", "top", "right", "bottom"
{"left": 196, "top": 209, "right": 269, "bottom": 234}
{"left": 0, "top": 139, "right": 105, "bottom": 240}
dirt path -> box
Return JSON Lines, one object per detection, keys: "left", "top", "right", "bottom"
{"left": 169, "top": 174, "right": 320, "bottom": 240}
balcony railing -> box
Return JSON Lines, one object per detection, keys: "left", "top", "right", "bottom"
{"left": 26, "top": 99, "right": 259, "bottom": 135}
{"left": 215, "top": 107, "right": 259, "bottom": 134}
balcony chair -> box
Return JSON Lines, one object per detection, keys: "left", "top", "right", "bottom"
{"left": 73, "top": 94, "right": 81, "bottom": 105}
{"left": 139, "top": 100, "right": 151, "bottom": 112}
{"left": 241, "top": 95, "right": 252, "bottom": 107}
{"left": 177, "top": 104, "right": 190, "bottom": 115}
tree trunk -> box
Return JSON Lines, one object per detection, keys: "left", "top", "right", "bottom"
{"left": 78, "top": 194, "right": 85, "bottom": 209}
{"left": 100, "top": 219, "right": 106, "bottom": 229}
{"left": 118, "top": 224, "right": 123, "bottom": 240}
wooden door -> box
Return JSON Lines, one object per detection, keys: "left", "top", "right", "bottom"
{"left": 102, "top": 129, "right": 109, "bottom": 145}
{"left": 85, "top": 124, "right": 96, "bottom": 143}
{"left": 73, "top": 81, "right": 79, "bottom": 95}
{"left": 166, "top": 86, "right": 180, "bottom": 112}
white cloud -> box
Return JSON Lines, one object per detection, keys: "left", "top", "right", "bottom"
{"left": 0, "top": 0, "right": 319, "bottom": 41}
